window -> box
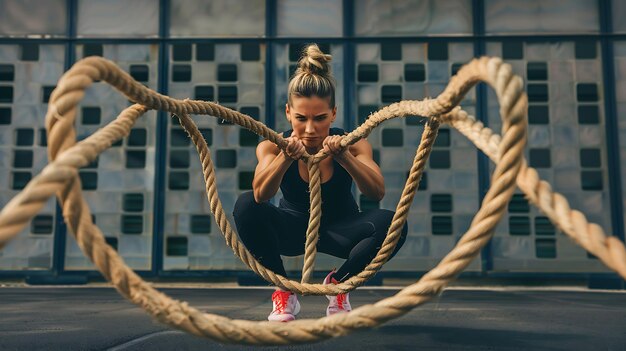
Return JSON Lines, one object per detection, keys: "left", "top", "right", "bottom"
{"left": 0, "top": 65, "right": 14, "bottom": 81}
{"left": 123, "top": 193, "right": 144, "bottom": 212}
{"left": 381, "top": 85, "right": 402, "bottom": 103}
{"left": 431, "top": 194, "right": 452, "bottom": 212}
{"left": 216, "top": 150, "right": 237, "bottom": 168}
{"left": 405, "top": 64, "right": 425, "bottom": 82}
{"left": 121, "top": 215, "right": 143, "bottom": 234}
{"left": 218, "top": 86, "right": 238, "bottom": 103}
{"left": 528, "top": 105, "right": 549, "bottom": 124}
{"left": 83, "top": 44, "right": 103, "bottom": 57}
{"left": 429, "top": 150, "right": 450, "bottom": 169}
{"left": 166, "top": 236, "right": 188, "bottom": 256}
{"left": 128, "top": 129, "right": 147, "bottom": 146}
{"left": 0, "top": 107, "right": 11, "bottom": 124}
{"left": 32, "top": 215, "right": 54, "bottom": 234}
{"left": 238, "top": 171, "right": 254, "bottom": 190}
{"left": 126, "top": 151, "right": 146, "bottom": 169}
{"left": 527, "top": 84, "right": 548, "bottom": 102}
{"left": 13, "top": 150, "right": 33, "bottom": 168}
{"left": 508, "top": 194, "right": 529, "bottom": 213}
{"left": 130, "top": 65, "right": 149, "bottom": 82}
{"left": 170, "top": 129, "right": 190, "bottom": 146}
{"left": 16, "top": 129, "right": 34, "bottom": 146}
{"left": 79, "top": 172, "right": 98, "bottom": 190}
{"left": 218, "top": 64, "right": 238, "bottom": 82}
{"left": 502, "top": 41, "right": 523, "bottom": 59}
{"left": 195, "top": 86, "right": 214, "bottom": 101}
{"left": 82, "top": 107, "right": 101, "bottom": 125}
{"left": 170, "top": 150, "right": 190, "bottom": 168}
{"left": 190, "top": 215, "right": 211, "bottom": 234}
{"left": 381, "top": 43, "right": 402, "bottom": 61}
{"left": 432, "top": 216, "right": 453, "bottom": 235}
{"left": 173, "top": 44, "right": 192, "bottom": 61}
{"left": 169, "top": 171, "right": 189, "bottom": 190}
{"left": 196, "top": 43, "right": 215, "bottom": 61}
{"left": 577, "top": 84, "right": 598, "bottom": 102}
{"left": 428, "top": 42, "right": 448, "bottom": 61}
{"left": 21, "top": 44, "right": 39, "bottom": 61}
{"left": 382, "top": 129, "right": 403, "bottom": 147}
{"left": 509, "top": 216, "right": 530, "bottom": 235}
{"left": 172, "top": 65, "right": 192, "bottom": 82}
{"left": 358, "top": 64, "right": 378, "bottom": 82}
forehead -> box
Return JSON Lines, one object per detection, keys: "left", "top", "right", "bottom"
{"left": 290, "top": 95, "right": 332, "bottom": 114}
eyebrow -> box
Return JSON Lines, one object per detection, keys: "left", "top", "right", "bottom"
{"left": 295, "top": 113, "right": 328, "bottom": 118}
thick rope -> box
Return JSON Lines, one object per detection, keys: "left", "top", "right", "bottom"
{"left": 0, "top": 56, "right": 623, "bottom": 345}
{"left": 301, "top": 156, "right": 322, "bottom": 283}
{"left": 441, "top": 108, "right": 626, "bottom": 278}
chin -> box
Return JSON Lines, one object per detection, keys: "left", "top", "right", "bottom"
{"left": 302, "top": 139, "right": 317, "bottom": 147}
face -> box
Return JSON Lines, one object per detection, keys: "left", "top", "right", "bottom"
{"left": 286, "top": 95, "right": 337, "bottom": 152}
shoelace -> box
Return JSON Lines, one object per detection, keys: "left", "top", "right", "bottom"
{"left": 271, "top": 290, "right": 292, "bottom": 313}
{"left": 328, "top": 274, "right": 346, "bottom": 310}
{"left": 335, "top": 293, "right": 346, "bottom": 310}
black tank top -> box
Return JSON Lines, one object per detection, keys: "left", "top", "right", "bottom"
{"left": 279, "top": 128, "right": 359, "bottom": 222}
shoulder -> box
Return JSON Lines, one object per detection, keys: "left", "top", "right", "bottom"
{"left": 256, "top": 139, "right": 280, "bottom": 157}
{"left": 349, "top": 137, "right": 373, "bottom": 157}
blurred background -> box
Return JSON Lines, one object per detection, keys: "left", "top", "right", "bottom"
{"left": 0, "top": 0, "right": 624, "bottom": 288}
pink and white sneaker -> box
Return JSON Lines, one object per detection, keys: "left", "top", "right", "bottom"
{"left": 323, "top": 270, "right": 352, "bottom": 316}
{"left": 268, "top": 290, "right": 301, "bottom": 322}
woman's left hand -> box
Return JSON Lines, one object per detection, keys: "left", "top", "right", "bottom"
{"left": 322, "top": 135, "right": 347, "bottom": 160}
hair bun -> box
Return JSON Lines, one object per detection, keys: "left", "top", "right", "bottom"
{"left": 298, "top": 44, "right": 332, "bottom": 76}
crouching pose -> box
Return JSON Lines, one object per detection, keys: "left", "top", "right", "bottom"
{"left": 233, "top": 44, "right": 407, "bottom": 322}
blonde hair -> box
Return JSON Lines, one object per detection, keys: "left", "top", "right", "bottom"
{"left": 287, "top": 44, "right": 336, "bottom": 108}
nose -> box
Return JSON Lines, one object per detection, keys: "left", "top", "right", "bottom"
{"left": 305, "top": 120, "right": 315, "bottom": 134}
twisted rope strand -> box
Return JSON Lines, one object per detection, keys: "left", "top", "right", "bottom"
{"left": 0, "top": 56, "right": 623, "bottom": 345}
{"left": 441, "top": 108, "right": 626, "bottom": 279}
{"left": 301, "top": 158, "right": 322, "bottom": 283}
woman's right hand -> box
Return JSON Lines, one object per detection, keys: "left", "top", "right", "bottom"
{"left": 282, "top": 131, "right": 306, "bottom": 160}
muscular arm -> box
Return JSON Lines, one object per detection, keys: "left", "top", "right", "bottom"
{"left": 251, "top": 141, "right": 293, "bottom": 203}
{"left": 333, "top": 139, "right": 385, "bottom": 201}
{"left": 252, "top": 135, "right": 306, "bottom": 203}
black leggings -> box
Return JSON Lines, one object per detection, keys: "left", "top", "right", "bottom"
{"left": 233, "top": 191, "right": 408, "bottom": 282}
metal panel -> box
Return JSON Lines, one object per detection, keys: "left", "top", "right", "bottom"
{"left": 163, "top": 42, "right": 266, "bottom": 270}
{"left": 353, "top": 41, "right": 481, "bottom": 272}
{"left": 63, "top": 44, "right": 159, "bottom": 270}
{"left": 486, "top": 40, "right": 611, "bottom": 273}
{"left": 0, "top": 44, "right": 64, "bottom": 270}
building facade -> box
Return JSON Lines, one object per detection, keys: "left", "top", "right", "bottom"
{"left": 0, "top": 0, "right": 624, "bottom": 283}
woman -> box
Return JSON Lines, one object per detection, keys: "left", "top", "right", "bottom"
{"left": 233, "top": 44, "right": 408, "bottom": 322}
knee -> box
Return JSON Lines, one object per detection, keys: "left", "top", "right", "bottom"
{"left": 233, "top": 191, "right": 262, "bottom": 222}
{"left": 376, "top": 209, "right": 407, "bottom": 248}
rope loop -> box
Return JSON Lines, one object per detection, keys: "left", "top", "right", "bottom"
{"left": 0, "top": 56, "right": 623, "bottom": 345}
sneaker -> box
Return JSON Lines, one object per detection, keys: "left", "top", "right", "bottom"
{"left": 323, "top": 270, "right": 352, "bottom": 316}
{"left": 268, "top": 290, "right": 301, "bottom": 322}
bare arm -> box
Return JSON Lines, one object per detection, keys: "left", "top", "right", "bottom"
{"left": 252, "top": 135, "right": 306, "bottom": 203}
{"left": 323, "top": 137, "right": 385, "bottom": 201}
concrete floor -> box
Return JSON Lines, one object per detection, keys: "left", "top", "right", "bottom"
{"left": 0, "top": 286, "right": 625, "bottom": 350}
